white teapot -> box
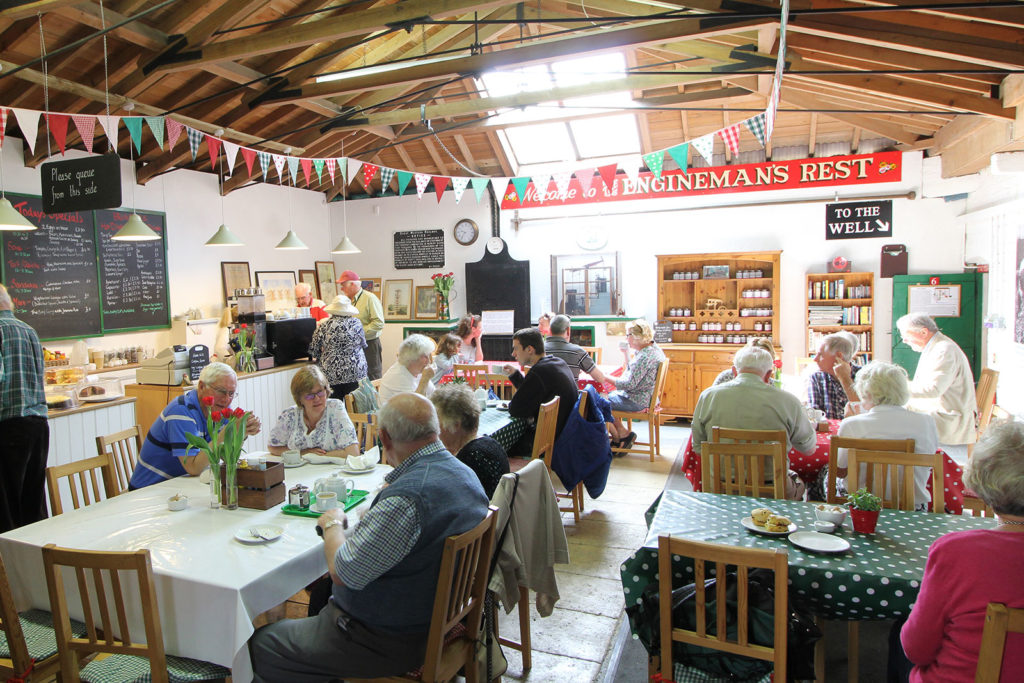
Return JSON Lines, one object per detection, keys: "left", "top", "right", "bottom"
{"left": 313, "top": 473, "right": 355, "bottom": 501}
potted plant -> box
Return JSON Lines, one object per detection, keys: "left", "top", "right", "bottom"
{"left": 848, "top": 488, "right": 882, "bottom": 533}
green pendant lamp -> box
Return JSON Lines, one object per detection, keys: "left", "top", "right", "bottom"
{"left": 113, "top": 130, "right": 159, "bottom": 241}
{"left": 206, "top": 154, "right": 244, "bottom": 246}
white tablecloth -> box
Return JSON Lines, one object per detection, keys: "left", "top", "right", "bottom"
{"left": 0, "top": 451, "right": 390, "bottom": 682}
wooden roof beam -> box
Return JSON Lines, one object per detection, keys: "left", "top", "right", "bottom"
{"left": 778, "top": 88, "right": 922, "bottom": 145}
{"left": 0, "top": 0, "right": 82, "bottom": 21}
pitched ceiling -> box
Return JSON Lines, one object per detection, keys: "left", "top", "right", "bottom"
{"left": 1, "top": 0, "right": 1022, "bottom": 199}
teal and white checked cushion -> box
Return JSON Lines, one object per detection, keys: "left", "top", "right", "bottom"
{"left": 673, "top": 662, "right": 773, "bottom": 683}
{"left": 0, "top": 608, "right": 86, "bottom": 661}
{"left": 80, "top": 653, "right": 230, "bottom": 683}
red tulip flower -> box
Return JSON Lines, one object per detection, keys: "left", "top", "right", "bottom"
{"left": 774, "top": 359, "right": 783, "bottom": 369}
{"left": 211, "top": 410, "right": 222, "bottom": 422}
{"left": 233, "top": 407, "right": 245, "bottom": 418}
{"left": 202, "top": 395, "right": 215, "bottom": 406}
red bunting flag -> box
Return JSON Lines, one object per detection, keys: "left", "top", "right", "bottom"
{"left": 46, "top": 113, "right": 70, "bottom": 155}
{"left": 597, "top": 163, "right": 618, "bottom": 192}
{"left": 205, "top": 134, "right": 221, "bottom": 169}
{"left": 718, "top": 123, "right": 742, "bottom": 156}
{"left": 71, "top": 115, "right": 95, "bottom": 153}
{"left": 301, "top": 158, "right": 313, "bottom": 187}
{"left": 434, "top": 176, "right": 449, "bottom": 202}
{"left": 361, "top": 163, "right": 379, "bottom": 189}
{"left": 166, "top": 117, "right": 184, "bottom": 150}
{"left": 241, "top": 147, "right": 257, "bottom": 177}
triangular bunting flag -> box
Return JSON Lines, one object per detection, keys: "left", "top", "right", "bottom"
{"left": 396, "top": 170, "right": 413, "bottom": 195}
{"left": 46, "top": 113, "right": 70, "bottom": 155}
{"left": 123, "top": 117, "right": 144, "bottom": 155}
{"left": 301, "top": 158, "right": 313, "bottom": 187}
{"left": 744, "top": 114, "right": 767, "bottom": 147}
{"left": 471, "top": 177, "right": 489, "bottom": 202}
{"left": 597, "top": 164, "right": 618, "bottom": 192}
{"left": 287, "top": 156, "right": 299, "bottom": 185}
{"left": 531, "top": 173, "right": 551, "bottom": 202}
{"left": 206, "top": 134, "right": 222, "bottom": 170}
{"left": 552, "top": 171, "right": 572, "bottom": 198}
{"left": 510, "top": 177, "right": 531, "bottom": 204}
{"left": 272, "top": 154, "right": 286, "bottom": 181}
{"left": 223, "top": 141, "right": 239, "bottom": 176}
{"left": 347, "top": 158, "right": 362, "bottom": 184}
{"left": 241, "top": 147, "right": 257, "bottom": 177}
{"left": 622, "top": 156, "right": 642, "bottom": 185}
{"left": 145, "top": 116, "right": 165, "bottom": 149}
{"left": 379, "top": 166, "right": 395, "bottom": 192}
{"left": 335, "top": 157, "right": 346, "bottom": 182}
{"left": 313, "top": 158, "right": 325, "bottom": 184}
{"left": 257, "top": 151, "right": 271, "bottom": 180}
{"left": 575, "top": 168, "right": 596, "bottom": 195}
{"left": 186, "top": 126, "right": 203, "bottom": 161}
{"left": 326, "top": 157, "right": 337, "bottom": 184}
{"left": 641, "top": 150, "right": 665, "bottom": 180}
{"left": 434, "top": 176, "right": 449, "bottom": 203}
{"left": 492, "top": 177, "right": 511, "bottom": 199}
{"left": 361, "top": 163, "right": 379, "bottom": 189}
{"left": 96, "top": 114, "right": 119, "bottom": 150}
{"left": 718, "top": 123, "right": 742, "bottom": 156}
{"left": 13, "top": 109, "right": 41, "bottom": 154}
{"left": 0, "top": 108, "right": 7, "bottom": 148}
{"left": 166, "top": 118, "right": 183, "bottom": 150}
{"left": 667, "top": 143, "right": 689, "bottom": 173}
{"left": 451, "top": 177, "right": 469, "bottom": 203}
{"left": 70, "top": 115, "right": 95, "bottom": 154}
{"left": 692, "top": 133, "right": 716, "bottom": 163}
{"left": 414, "top": 172, "right": 431, "bottom": 199}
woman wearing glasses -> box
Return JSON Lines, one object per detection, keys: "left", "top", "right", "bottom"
{"left": 268, "top": 365, "right": 359, "bottom": 459}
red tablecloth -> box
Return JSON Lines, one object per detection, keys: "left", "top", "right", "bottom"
{"left": 438, "top": 361, "right": 620, "bottom": 393}
{"left": 681, "top": 419, "right": 966, "bottom": 513}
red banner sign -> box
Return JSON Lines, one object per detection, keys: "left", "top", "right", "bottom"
{"left": 500, "top": 151, "right": 903, "bottom": 210}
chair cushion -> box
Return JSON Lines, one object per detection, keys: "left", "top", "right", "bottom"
{"left": 0, "top": 609, "right": 87, "bottom": 661}
{"left": 673, "top": 662, "right": 772, "bottom": 683}
{"left": 81, "top": 653, "right": 230, "bottom": 683}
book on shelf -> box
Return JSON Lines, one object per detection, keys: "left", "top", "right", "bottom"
{"left": 807, "top": 329, "right": 872, "bottom": 355}
{"left": 808, "top": 279, "right": 872, "bottom": 300}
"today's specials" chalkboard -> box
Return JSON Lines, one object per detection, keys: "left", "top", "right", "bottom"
{"left": 0, "top": 193, "right": 169, "bottom": 340}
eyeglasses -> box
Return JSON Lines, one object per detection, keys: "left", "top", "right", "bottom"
{"left": 303, "top": 388, "right": 327, "bottom": 402}
{"left": 210, "top": 386, "right": 236, "bottom": 399}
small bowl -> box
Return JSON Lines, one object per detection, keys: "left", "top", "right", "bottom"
{"left": 813, "top": 520, "right": 837, "bottom": 534}
{"left": 167, "top": 496, "right": 189, "bottom": 511}
{"left": 814, "top": 505, "right": 848, "bottom": 527}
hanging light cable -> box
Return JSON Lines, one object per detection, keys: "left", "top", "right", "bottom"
{"left": 205, "top": 147, "right": 243, "bottom": 246}
{"left": 275, "top": 171, "right": 307, "bottom": 250}
{"left": 112, "top": 103, "right": 159, "bottom": 241}
{"left": 331, "top": 139, "right": 360, "bottom": 253}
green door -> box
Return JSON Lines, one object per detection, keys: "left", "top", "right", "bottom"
{"left": 891, "top": 273, "right": 982, "bottom": 380}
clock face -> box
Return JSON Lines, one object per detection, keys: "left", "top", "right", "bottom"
{"left": 486, "top": 236, "right": 505, "bottom": 255}
{"left": 454, "top": 218, "right": 478, "bottom": 246}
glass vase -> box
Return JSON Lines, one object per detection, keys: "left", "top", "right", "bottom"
{"left": 235, "top": 348, "right": 257, "bottom": 374}
{"left": 208, "top": 461, "right": 221, "bottom": 508}
{"left": 223, "top": 459, "right": 239, "bottom": 510}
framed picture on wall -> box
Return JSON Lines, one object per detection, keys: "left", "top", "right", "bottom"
{"left": 702, "top": 264, "right": 730, "bottom": 280}
{"left": 315, "top": 261, "right": 338, "bottom": 304}
{"left": 414, "top": 286, "right": 439, "bottom": 319}
{"left": 383, "top": 279, "right": 413, "bottom": 319}
{"left": 361, "top": 277, "right": 382, "bottom": 294}
{"left": 298, "top": 269, "right": 319, "bottom": 298}
{"left": 255, "top": 271, "right": 297, "bottom": 311}
{"left": 221, "top": 261, "right": 251, "bottom": 303}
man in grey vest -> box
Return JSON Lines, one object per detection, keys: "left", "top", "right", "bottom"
{"left": 249, "top": 393, "right": 488, "bottom": 682}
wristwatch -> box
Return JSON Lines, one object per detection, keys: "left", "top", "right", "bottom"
{"left": 316, "top": 518, "right": 348, "bottom": 537}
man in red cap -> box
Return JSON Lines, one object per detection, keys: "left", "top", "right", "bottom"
{"left": 337, "top": 270, "right": 385, "bottom": 379}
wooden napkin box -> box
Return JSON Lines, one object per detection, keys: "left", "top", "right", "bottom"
{"left": 224, "top": 461, "right": 286, "bottom": 509}
{"left": 816, "top": 420, "right": 831, "bottom": 433}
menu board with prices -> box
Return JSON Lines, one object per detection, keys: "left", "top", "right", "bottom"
{"left": 94, "top": 209, "right": 169, "bottom": 332}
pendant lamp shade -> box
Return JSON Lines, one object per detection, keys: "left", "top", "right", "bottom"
{"left": 205, "top": 223, "right": 243, "bottom": 246}
{"left": 112, "top": 212, "right": 160, "bottom": 241}
{"left": 331, "top": 235, "right": 360, "bottom": 254}
{"left": 275, "top": 229, "right": 308, "bottom": 250}
{"left": 0, "top": 197, "right": 36, "bottom": 230}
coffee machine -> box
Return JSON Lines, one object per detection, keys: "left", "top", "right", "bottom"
{"left": 234, "top": 288, "right": 273, "bottom": 369}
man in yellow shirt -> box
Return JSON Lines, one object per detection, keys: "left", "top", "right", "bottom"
{"left": 337, "top": 270, "right": 385, "bottom": 379}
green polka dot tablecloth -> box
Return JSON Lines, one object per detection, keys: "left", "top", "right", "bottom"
{"left": 478, "top": 408, "right": 528, "bottom": 452}
{"left": 620, "top": 490, "right": 996, "bottom": 626}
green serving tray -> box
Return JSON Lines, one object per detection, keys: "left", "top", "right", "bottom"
{"left": 281, "top": 489, "right": 370, "bottom": 518}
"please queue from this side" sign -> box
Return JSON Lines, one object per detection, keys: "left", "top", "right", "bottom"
{"left": 825, "top": 200, "right": 893, "bottom": 240}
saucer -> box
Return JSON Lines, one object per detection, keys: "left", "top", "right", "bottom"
{"left": 234, "top": 525, "right": 284, "bottom": 544}
{"left": 282, "top": 461, "right": 305, "bottom": 468}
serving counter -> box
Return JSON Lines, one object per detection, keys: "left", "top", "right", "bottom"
{"left": 46, "top": 397, "right": 138, "bottom": 471}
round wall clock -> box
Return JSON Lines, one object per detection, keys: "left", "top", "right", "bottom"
{"left": 486, "top": 236, "right": 505, "bottom": 255}
{"left": 453, "top": 218, "right": 479, "bottom": 246}
{"left": 576, "top": 226, "right": 608, "bottom": 250}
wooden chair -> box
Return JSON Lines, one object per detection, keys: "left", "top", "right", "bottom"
{"left": 702, "top": 427, "right": 788, "bottom": 498}
{"left": 349, "top": 411, "right": 378, "bottom": 454}
{"left": 453, "top": 364, "right": 490, "bottom": 388}
{"left": 349, "top": 508, "right": 497, "bottom": 683}
{"left": 41, "top": 545, "right": 230, "bottom": 682}
{"left": 45, "top": 453, "right": 118, "bottom": 516}
{"left": 581, "top": 346, "right": 602, "bottom": 364}
{"left": 827, "top": 437, "right": 915, "bottom": 505}
{"left": 970, "top": 368, "right": 1000, "bottom": 458}
{"left": 976, "top": 602, "right": 1024, "bottom": 683}
{"left": 962, "top": 495, "right": 995, "bottom": 517}
{"left": 657, "top": 536, "right": 788, "bottom": 682}
{"left": 371, "top": 378, "right": 382, "bottom": 393}
{"left": 95, "top": 425, "right": 142, "bottom": 495}
{"left": 1, "top": 550, "right": 71, "bottom": 682}
{"left": 611, "top": 359, "right": 670, "bottom": 462}
{"left": 546, "top": 392, "right": 588, "bottom": 523}
{"left": 845, "top": 449, "right": 945, "bottom": 512}
{"left": 701, "top": 441, "right": 787, "bottom": 499}
{"left": 480, "top": 373, "right": 513, "bottom": 400}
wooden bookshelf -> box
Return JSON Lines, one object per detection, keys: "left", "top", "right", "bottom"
{"left": 805, "top": 271, "right": 874, "bottom": 362}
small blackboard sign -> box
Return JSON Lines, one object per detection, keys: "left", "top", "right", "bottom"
{"left": 825, "top": 200, "right": 893, "bottom": 240}
{"left": 189, "top": 345, "right": 210, "bottom": 380}
{"left": 653, "top": 321, "right": 674, "bottom": 344}
{"left": 41, "top": 153, "right": 121, "bottom": 213}
{"left": 393, "top": 229, "right": 444, "bottom": 269}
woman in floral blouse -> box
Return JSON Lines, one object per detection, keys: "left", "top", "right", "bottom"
{"left": 309, "top": 295, "right": 367, "bottom": 400}
{"left": 605, "top": 319, "right": 666, "bottom": 449}
{"left": 268, "top": 365, "right": 358, "bottom": 458}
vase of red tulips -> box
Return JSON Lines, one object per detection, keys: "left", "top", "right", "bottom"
{"left": 185, "top": 398, "right": 251, "bottom": 510}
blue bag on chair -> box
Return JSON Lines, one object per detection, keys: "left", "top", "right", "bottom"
{"left": 552, "top": 385, "right": 612, "bottom": 497}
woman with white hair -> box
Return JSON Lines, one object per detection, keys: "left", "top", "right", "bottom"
{"left": 378, "top": 334, "right": 437, "bottom": 404}
{"left": 309, "top": 295, "right": 367, "bottom": 400}
{"left": 897, "top": 418, "right": 1024, "bottom": 682}
{"left": 605, "top": 319, "right": 666, "bottom": 449}
{"left": 830, "top": 361, "right": 938, "bottom": 508}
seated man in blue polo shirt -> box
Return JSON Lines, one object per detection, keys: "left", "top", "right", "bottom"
{"left": 128, "top": 362, "right": 261, "bottom": 489}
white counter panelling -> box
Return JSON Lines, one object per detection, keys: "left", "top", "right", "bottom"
{"left": 47, "top": 401, "right": 138, "bottom": 469}
{"left": 235, "top": 364, "right": 304, "bottom": 452}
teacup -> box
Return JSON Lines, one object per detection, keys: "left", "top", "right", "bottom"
{"left": 812, "top": 409, "right": 825, "bottom": 422}
{"left": 314, "top": 491, "right": 338, "bottom": 512}
{"left": 314, "top": 474, "right": 355, "bottom": 501}
{"left": 282, "top": 449, "right": 302, "bottom": 466}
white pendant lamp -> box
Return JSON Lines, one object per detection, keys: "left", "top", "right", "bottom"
{"left": 113, "top": 116, "right": 159, "bottom": 241}
{"left": 330, "top": 141, "right": 360, "bottom": 254}
{"left": 206, "top": 153, "right": 244, "bottom": 246}
{"left": 275, "top": 175, "right": 307, "bottom": 250}
{"left": 0, "top": 152, "right": 35, "bottom": 230}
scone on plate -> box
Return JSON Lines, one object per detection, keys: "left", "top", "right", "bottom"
{"left": 750, "top": 508, "right": 774, "bottom": 527}
{"left": 765, "top": 514, "right": 792, "bottom": 533}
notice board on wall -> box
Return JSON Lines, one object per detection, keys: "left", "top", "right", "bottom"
{"left": 0, "top": 193, "right": 169, "bottom": 340}
{"left": 393, "top": 229, "right": 444, "bottom": 269}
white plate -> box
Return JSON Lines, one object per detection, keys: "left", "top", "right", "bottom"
{"left": 740, "top": 516, "right": 797, "bottom": 536}
{"left": 789, "top": 531, "right": 851, "bottom": 554}
{"left": 234, "top": 525, "right": 284, "bottom": 544}
{"left": 79, "top": 393, "right": 124, "bottom": 403}
{"left": 282, "top": 461, "right": 305, "bottom": 469}
{"left": 337, "top": 464, "right": 376, "bottom": 475}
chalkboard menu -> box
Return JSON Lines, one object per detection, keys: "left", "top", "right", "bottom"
{"left": 1, "top": 195, "right": 101, "bottom": 340}
{"left": 393, "top": 229, "right": 444, "bottom": 269}
{"left": 95, "top": 209, "right": 169, "bottom": 332}
{"left": 0, "top": 193, "right": 169, "bottom": 340}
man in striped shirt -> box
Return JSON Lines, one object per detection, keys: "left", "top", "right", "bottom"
{"left": 545, "top": 314, "right": 607, "bottom": 383}
{"left": 0, "top": 283, "right": 48, "bottom": 532}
